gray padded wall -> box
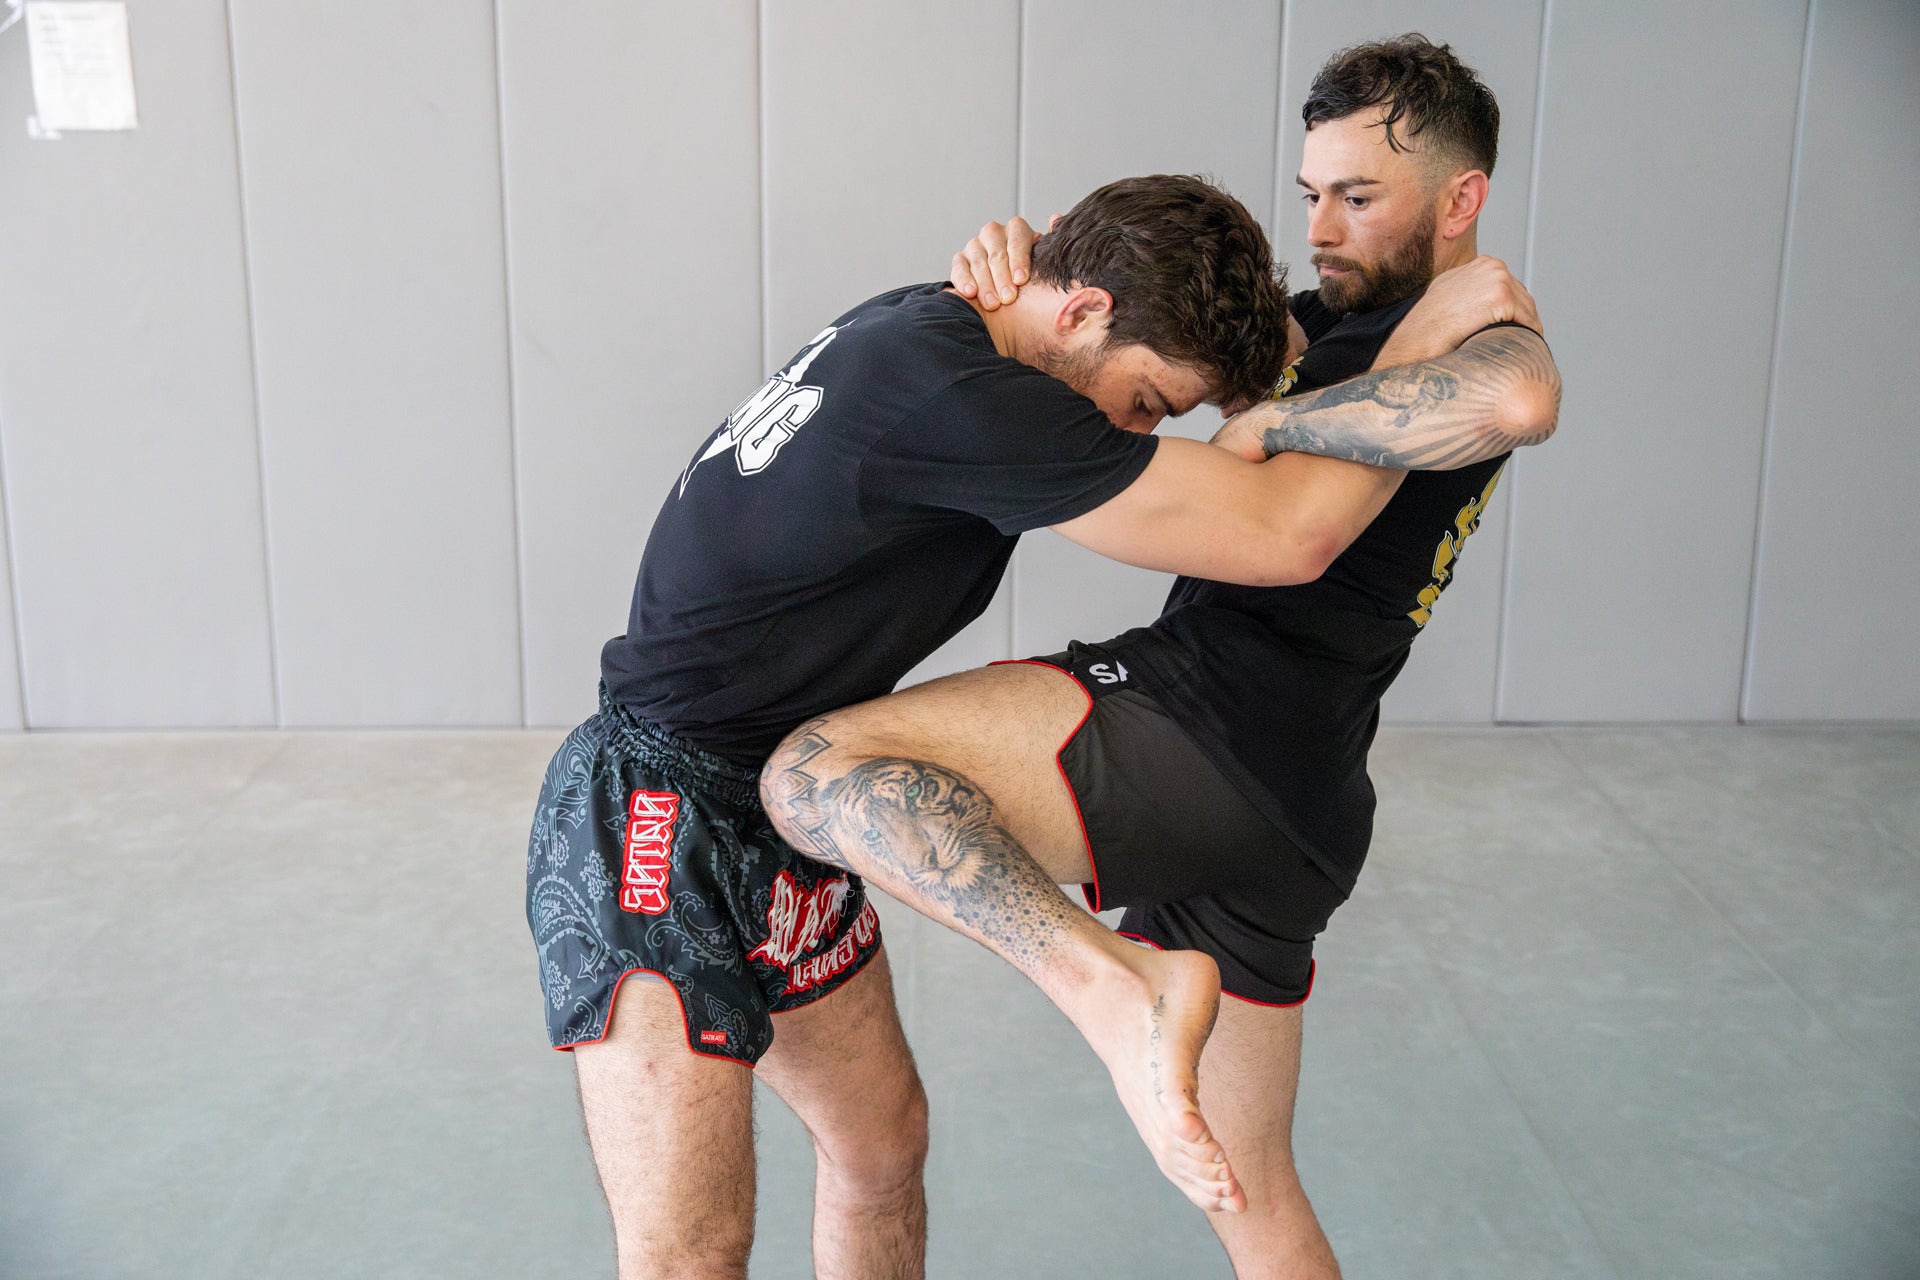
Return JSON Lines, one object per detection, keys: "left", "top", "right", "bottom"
{"left": 1275, "top": 0, "right": 1545, "bottom": 723}
{"left": 763, "top": 0, "right": 1023, "bottom": 690}
{"left": 0, "top": 0, "right": 276, "bottom": 728}
{"left": 6, "top": 3, "right": 1915, "bottom": 727}
{"left": 502, "top": 2, "right": 763, "bottom": 728}
{"left": 229, "top": 1, "right": 522, "bottom": 726}
{"left": 761, "top": 1, "right": 1020, "bottom": 370}
{"left": 1496, "top": 0, "right": 1810, "bottom": 721}
{"left": 1744, "top": 0, "right": 1920, "bottom": 721}
{"left": 1012, "top": 0, "right": 1283, "bottom": 659}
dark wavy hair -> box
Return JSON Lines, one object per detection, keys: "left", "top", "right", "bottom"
{"left": 1304, "top": 34, "right": 1500, "bottom": 176}
{"left": 1029, "top": 174, "right": 1291, "bottom": 408}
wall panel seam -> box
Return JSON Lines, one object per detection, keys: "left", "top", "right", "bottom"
{"left": 1493, "top": 0, "right": 1555, "bottom": 724}
{"left": 222, "top": 0, "right": 283, "bottom": 726}
{"left": 489, "top": 0, "right": 530, "bottom": 726}
{"left": 1738, "top": 0, "right": 1818, "bottom": 724}
{"left": 756, "top": 0, "right": 772, "bottom": 377}
{"left": 1269, "top": 0, "right": 1290, "bottom": 245}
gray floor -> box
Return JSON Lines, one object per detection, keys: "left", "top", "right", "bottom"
{"left": 1, "top": 726, "right": 1916, "bottom": 1279}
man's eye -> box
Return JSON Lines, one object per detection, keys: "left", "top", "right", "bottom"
{"left": 1300, "top": 193, "right": 1318, "bottom": 205}
{"left": 1346, "top": 197, "right": 1368, "bottom": 210}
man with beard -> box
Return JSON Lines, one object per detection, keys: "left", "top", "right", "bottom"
{"left": 528, "top": 169, "right": 1543, "bottom": 1279}
{"left": 759, "top": 36, "right": 1555, "bottom": 1276}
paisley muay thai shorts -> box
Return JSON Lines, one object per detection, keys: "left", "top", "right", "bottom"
{"left": 525, "top": 686, "right": 882, "bottom": 1065}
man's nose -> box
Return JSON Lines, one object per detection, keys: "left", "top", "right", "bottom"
{"left": 1307, "top": 202, "right": 1339, "bottom": 247}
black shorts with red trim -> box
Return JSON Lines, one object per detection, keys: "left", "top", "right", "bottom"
{"left": 1017, "top": 644, "right": 1350, "bottom": 1007}
{"left": 524, "top": 686, "right": 882, "bottom": 1065}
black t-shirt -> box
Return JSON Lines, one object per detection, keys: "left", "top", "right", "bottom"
{"left": 602, "top": 283, "right": 1157, "bottom": 760}
{"left": 1103, "top": 289, "right": 1515, "bottom": 892}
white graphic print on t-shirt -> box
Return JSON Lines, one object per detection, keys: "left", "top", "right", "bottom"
{"left": 679, "top": 323, "right": 843, "bottom": 496}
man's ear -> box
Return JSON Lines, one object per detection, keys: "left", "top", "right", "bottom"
{"left": 1440, "top": 170, "right": 1489, "bottom": 240}
{"left": 1053, "top": 285, "right": 1114, "bottom": 338}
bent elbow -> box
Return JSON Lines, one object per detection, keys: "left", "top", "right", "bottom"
{"left": 1249, "top": 531, "right": 1340, "bottom": 588}
{"left": 1496, "top": 379, "right": 1561, "bottom": 448}
{"left": 1292, "top": 533, "right": 1344, "bottom": 585}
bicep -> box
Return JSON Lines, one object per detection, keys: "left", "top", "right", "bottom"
{"left": 1264, "top": 452, "right": 1404, "bottom": 559}
{"left": 1050, "top": 440, "right": 1261, "bottom": 577}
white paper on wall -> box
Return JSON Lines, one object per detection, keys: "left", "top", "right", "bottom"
{"left": 26, "top": 1, "right": 137, "bottom": 132}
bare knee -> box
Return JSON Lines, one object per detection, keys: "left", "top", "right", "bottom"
{"left": 616, "top": 1213, "right": 753, "bottom": 1280}
{"left": 816, "top": 1072, "right": 929, "bottom": 1202}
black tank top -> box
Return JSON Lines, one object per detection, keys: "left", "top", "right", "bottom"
{"left": 1101, "top": 289, "right": 1516, "bottom": 891}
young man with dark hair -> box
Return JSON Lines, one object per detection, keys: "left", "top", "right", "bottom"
{"left": 760, "top": 35, "right": 1556, "bottom": 1276}
{"left": 531, "top": 166, "right": 1537, "bottom": 1276}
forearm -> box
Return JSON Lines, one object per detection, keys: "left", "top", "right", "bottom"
{"left": 1243, "top": 327, "right": 1561, "bottom": 470}
{"left": 1052, "top": 441, "right": 1401, "bottom": 587}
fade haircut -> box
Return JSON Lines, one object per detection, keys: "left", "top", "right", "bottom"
{"left": 1028, "top": 174, "right": 1291, "bottom": 408}
{"left": 1304, "top": 34, "right": 1500, "bottom": 178}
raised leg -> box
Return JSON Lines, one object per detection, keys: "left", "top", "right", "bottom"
{"left": 1199, "top": 1000, "right": 1342, "bottom": 1279}
{"left": 756, "top": 945, "right": 929, "bottom": 1279}
{"left": 572, "top": 975, "right": 757, "bottom": 1280}
{"left": 760, "top": 663, "right": 1243, "bottom": 1213}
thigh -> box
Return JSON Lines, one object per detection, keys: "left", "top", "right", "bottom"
{"left": 778, "top": 662, "right": 1096, "bottom": 885}
{"left": 573, "top": 974, "right": 757, "bottom": 1274}
{"left": 756, "top": 944, "right": 923, "bottom": 1153}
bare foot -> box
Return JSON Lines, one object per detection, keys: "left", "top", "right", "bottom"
{"left": 1066, "top": 946, "right": 1246, "bottom": 1214}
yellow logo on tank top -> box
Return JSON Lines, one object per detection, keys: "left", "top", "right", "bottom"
{"left": 1409, "top": 465, "right": 1505, "bottom": 628}
{"left": 1273, "top": 364, "right": 1299, "bottom": 398}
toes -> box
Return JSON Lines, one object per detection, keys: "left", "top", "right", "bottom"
{"left": 1167, "top": 1148, "right": 1233, "bottom": 1185}
{"left": 1176, "top": 1176, "right": 1245, "bottom": 1215}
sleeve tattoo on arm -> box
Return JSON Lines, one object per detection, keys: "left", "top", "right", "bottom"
{"left": 1254, "top": 327, "right": 1561, "bottom": 470}
{"left": 763, "top": 721, "right": 1089, "bottom": 970}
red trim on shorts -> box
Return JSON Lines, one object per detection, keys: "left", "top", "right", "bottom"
{"left": 552, "top": 967, "right": 757, "bottom": 1069}
{"left": 1226, "top": 960, "right": 1315, "bottom": 1009}
{"left": 769, "top": 936, "right": 884, "bottom": 1015}
{"left": 989, "top": 659, "right": 1103, "bottom": 911}
{"left": 1116, "top": 931, "right": 1316, "bottom": 1009}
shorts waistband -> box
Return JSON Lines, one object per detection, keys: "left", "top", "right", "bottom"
{"left": 596, "top": 684, "right": 762, "bottom": 808}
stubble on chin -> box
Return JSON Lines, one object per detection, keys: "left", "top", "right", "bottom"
{"left": 1035, "top": 339, "right": 1108, "bottom": 395}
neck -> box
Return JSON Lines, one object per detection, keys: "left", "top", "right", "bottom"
{"left": 962, "top": 286, "right": 1060, "bottom": 367}
{"left": 1434, "top": 228, "right": 1479, "bottom": 274}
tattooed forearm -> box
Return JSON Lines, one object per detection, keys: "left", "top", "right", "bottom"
{"left": 1248, "top": 326, "right": 1562, "bottom": 470}
{"left": 762, "top": 723, "right": 1094, "bottom": 974}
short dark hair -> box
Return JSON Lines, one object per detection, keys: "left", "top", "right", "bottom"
{"left": 1029, "top": 174, "right": 1290, "bottom": 408}
{"left": 1303, "top": 34, "right": 1499, "bottom": 177}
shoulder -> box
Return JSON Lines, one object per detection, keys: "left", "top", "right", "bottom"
{"left": 1290, "top": 289, "right": 1341, "bottom": 343}
{"left": 836, "top": 283, "right": 995, "bottom": 354}
{"left": 794, "top": 285, "right": 1010, "bottom": 407}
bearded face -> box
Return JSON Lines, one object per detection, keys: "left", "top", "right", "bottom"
{"left": 1314, "top": 202, "right": 1439, "bottom": 313}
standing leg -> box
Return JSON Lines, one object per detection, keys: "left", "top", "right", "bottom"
{"left": 572, "top": 975, "right": 757, "bottom": 1280}
{"left": 757, "top": 945, "right": 929, "bottom": 1279}
{"left": 761, "top": 664, "right": 1243, "bottom": 1213}
{"left": 1198, "top": 1000, "right": 1342, "bottom": 1279}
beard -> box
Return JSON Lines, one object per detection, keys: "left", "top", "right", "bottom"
{"left": 1034, "top": 338, "right": 1110, "bottom": 397}
{"left": 1314, "top": 206, "right": 1439, "bottom": 313}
